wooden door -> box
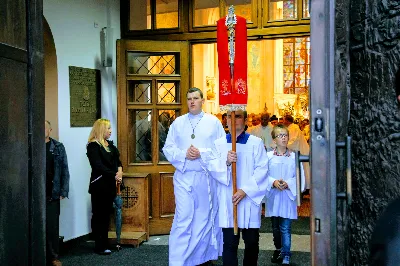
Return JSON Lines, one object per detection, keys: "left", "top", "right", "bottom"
{"left": 310, "top": 0, "right": 352, "bottom": 265}
{"left": 0, "top": 0, "right": 45, "bottom": 265}
{"left": 117, "top": 40, "right": 189, "bottom": 235}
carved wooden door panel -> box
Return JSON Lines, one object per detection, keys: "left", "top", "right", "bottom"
{"left": 0, "top": 0, "right": 45, "bottom": 265}
{"left": 117, "top": 40, "right": 189, "bottom": 235}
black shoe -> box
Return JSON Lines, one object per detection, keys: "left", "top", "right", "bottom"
{"left": 271, "top": 249, "right": 283, "bottom": 263}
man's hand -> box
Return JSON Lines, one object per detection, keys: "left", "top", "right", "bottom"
{"left": 232, "top": 189, "right": 246, "bottom": 206}
{"left": 60, "top": 196, "right": 65, "bottom": 200}
{"left": 186, "top": 145, "right": 200, "bottom": 160}
{"left": 226, "top": 150, "right": 237, "bottom": 165}
{"left": 280, "top": 180, "right": 288, "bottom": 189}
{"left": 273, "top": 179, "right": 288, "bottom": 190}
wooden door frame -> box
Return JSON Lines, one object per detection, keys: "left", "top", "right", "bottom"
{"left": 117, "top": 40, "right": 189, "bottom": 235}
{"left": 310, "top": 0, "right": 338, "bottom": 265}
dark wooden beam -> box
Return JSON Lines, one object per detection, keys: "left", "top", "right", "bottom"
{"left": 26, "top": 0, "right": 45, "bottom": 265}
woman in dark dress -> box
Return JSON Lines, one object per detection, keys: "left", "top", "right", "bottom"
{"left": 86, "top": 118, "right": 123, "bottom": 255}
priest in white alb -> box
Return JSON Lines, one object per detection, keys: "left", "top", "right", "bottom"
{"left": 162, "top": 87, "right": 225, "bottom": 266}
{"left": 211, "top": 109, "right": 269, "bottom": 266}
{"left": 282, "top": 114, "right": 310, "bottom": 190}
{"left": 248, "top": 112, "right": 274, "bottom": 149}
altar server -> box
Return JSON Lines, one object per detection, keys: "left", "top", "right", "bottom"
{"left": 162, "top": 87, "right": 225, "bottom": 266}
{"left": 265, "top": 124, "right": 305, "bottom": 265}
{"left": 212, "top": 109, "right": 269, "bottom": 266}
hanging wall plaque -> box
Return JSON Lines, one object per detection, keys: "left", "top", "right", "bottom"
{"left": 69, "top": 66, "right": 101, "bottom": 127}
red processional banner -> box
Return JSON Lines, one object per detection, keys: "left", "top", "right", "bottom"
{"left": 217, "top": 15, "right": 248, "bottom": 111}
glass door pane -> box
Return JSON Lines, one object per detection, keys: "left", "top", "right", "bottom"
{"left": 130, "top": 0, "right": 151, "bottom": 30}
{"left": 157, "top": 80, "right": 180, "bottom": 103}
{"left": 127, "top": 53, "right": 178, "bottom": 75}
{"left": 128, "top": 80, "right": 152, "bottom": 103}
{"left": 158, "top": 110, "right": 179, "bottom": 162}
{"left": 156, "top": 0, "right": 179, "bottom": 29}
{"left": 303, "top": 0, "right": 310, "bottom": 18}
{"left": 193, "top": 0, "right": 219, "bottom": 27}
{"left": 225, "top": 0, "right": 254, "bottom": 24}
{"left": 269, "top": 0, "right": 297, "bottom": 21}
{"left": 129, "top": 110, "right": 153, "bottom": 163}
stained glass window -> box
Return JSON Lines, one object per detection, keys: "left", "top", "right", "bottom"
{"left": 269, "top": 0, "right": 297, "bottom": 21}
{"left": 283, "top": 37, "right": 310, "bottom": 94}
{"left": 303, "top": 0, "right": 310, "bottom": 18}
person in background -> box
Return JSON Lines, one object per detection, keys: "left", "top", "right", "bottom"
{"left": 222, "top": 112, "right": 230, "bottom": 134}
{"left": 45, "top": 120, "right": 70, "bottom": 266}
{"left": 86, "top": 118, "right": 123, "bottom": 255}
{"left": 302, "top": 119, "right": 310, "bottom": 143}
{"left": 248, "top": 112, "right": 273, "bottom": 149}
{"left": 265, "top": 124, "right": 305, "bottom": 265}
{"left": 252, "top": 115, "right": 261, "bottom": 127}
{"left": 282, "top": 115, "right": 310, "bottom": 191}
{"left": 270, "top": 115, "right": 279, "bottom": 127}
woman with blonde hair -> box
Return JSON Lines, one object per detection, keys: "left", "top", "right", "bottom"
{"left": 86, "top": 118, "right": 123, "bottom": 255}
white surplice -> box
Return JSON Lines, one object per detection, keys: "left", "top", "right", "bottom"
{"left": 265, "top": 151, "right": 305, "bottom": 219}
{"left": 162, "top": 111, "right": 225, "bottom": 266}
{"left": 287, "top": 123, "right": 310, "bottom": 189}
{"left": 212, "top": 133, "right": 269, "bottom": 229}
{"left": 248, "top": 124, "right": 274, "bottom": 149}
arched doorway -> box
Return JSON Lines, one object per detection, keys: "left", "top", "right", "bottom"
{"left": 44, "top": 17, "right": 58, "bottom": 139}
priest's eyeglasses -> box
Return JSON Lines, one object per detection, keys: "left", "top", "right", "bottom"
{"left": 275, "top": 133, "right": 288, "bottom": 139}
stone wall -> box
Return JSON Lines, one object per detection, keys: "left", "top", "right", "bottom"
{"left": 347, "top": 0, "right": 400, "bottom": 264}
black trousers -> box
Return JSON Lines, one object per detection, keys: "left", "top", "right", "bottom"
{"left": 91, "top": 192, "right": 114, "bottom": 252}
{"left": 46, "top": 200, "right": 60, "bottom": 261}
{"left": 222, "top": 228, "right": 260, "bottom": 266}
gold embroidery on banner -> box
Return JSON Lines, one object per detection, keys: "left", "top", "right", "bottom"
{"left": 235, "top": 79, "right": 247, "bottom": 94}
{"left": 221, "top": 79, "right": 231, "bottom": 95}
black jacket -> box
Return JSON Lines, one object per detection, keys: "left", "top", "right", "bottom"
{"left": 86, "top": 140, "right": 122, "bottom": 195}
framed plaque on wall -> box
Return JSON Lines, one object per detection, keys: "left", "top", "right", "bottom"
{"left": 69, "top": 66, "right": 101, "bottom": 127}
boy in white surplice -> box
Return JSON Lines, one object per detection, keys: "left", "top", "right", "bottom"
{"left": 212, "top": 110, "right": 269, "bottom": 266}
{"left": 265, "top": 124, "right": 305, "bottom": 265}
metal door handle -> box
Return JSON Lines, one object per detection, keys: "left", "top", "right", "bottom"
{"left": 336, "top": 136, "right": 352, "bottom": 205}
{"left": 296, "top": 151, "right": 310, "bottom": 206}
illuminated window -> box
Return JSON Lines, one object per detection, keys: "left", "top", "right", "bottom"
{"left": 283, "top": 37, "right": 310, "bottom": 94}
{"left": 225, "top": 0, "right": 254, "bottom": 23}
{"left": 303, "top": 0, "right": 310, "bottom": 18}
{"left": 269, "top": 0, "right": 297, "bottom": 21}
